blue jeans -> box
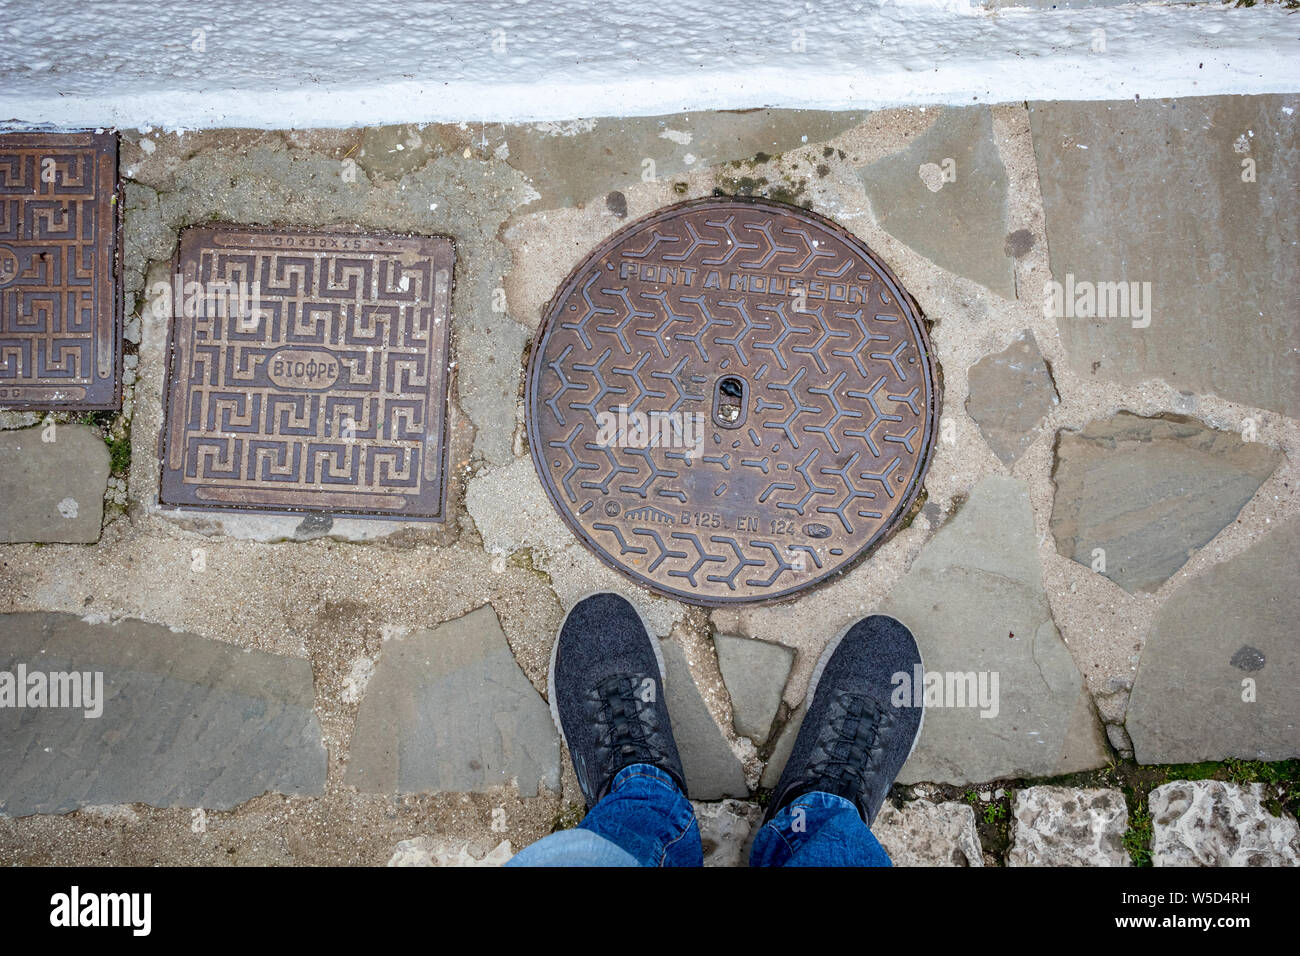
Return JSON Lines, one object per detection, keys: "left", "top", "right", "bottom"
{"left": 507, "top": 764, "right": 892, "bottom": 867}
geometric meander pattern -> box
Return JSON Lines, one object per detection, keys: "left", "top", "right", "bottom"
{"left": 0, "top": 131, "right": 120, "bottom": 409}
{"left": 160, "top": 226, "right": 455, "bottom": 520}
{"left": 527, "top": 199, "right": 938, "bottom": 605}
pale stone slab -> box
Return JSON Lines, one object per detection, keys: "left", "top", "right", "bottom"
{"left": 386, "top": 837, "right": 513, "bottom": 867}
{"left": 346, "top": 605, "right": 560, "bottom": 797}
{"left": 0, "top": 425, "right": 109, "bottom": 543}
{"left": 1050, "top": 413, "right": 1280, "bottom": 593}
{"left": 693, "top": 799, "right": 762, "bottom": 867}
{"left": 874, "top": 799, "right": 984, "bottom": 866}
{"left": 1007, "top": 786, "right": 1131, "bottom": 866}
{"left": 966, "top": 330, "right": 1059, "bottom": 464}
{"left": 1149, "top": 780, "right": 1300, "bottom": 867}
{"left": 1031, "top": 95, "right": 1300, "bottom": 417}
{"left": 713, "top": 634, "right": 793, "bottom": 744}
{"left": 661, "top": 639, "right": 749, "bottom": 801}
{"left": 860, "top": 106, "right": 1014, "bottom": 296}
{"left": 0, "top": 612, "right": 326, "bottom": 816}
{"left": 1127, "top": 519, "right": 1299, "bottom": 764}
{"left": 883, "top": 476, "right": 1108, "bottom": 785}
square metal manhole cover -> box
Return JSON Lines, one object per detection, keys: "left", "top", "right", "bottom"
{"left": 160, "top": 225, "right": 455, "bottom": 520}
{"left": 0, "top": 131, "right": 120, "bottom": 410}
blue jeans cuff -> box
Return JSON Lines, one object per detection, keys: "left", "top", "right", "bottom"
{"left": 750, "top": 790, "right": 893, "bottom": 867}
{"left": 606, "top": 762, "right": 681, "bottom": 797}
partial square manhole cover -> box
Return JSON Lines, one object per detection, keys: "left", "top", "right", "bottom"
{"left": 0, "top": 131, "right": 120, "bottom": 410}
{"left": 160, "top": 225, "right": 455, "bottom": 520}
{"left": 526, "top": 198, "right": 939, "bottom": 605}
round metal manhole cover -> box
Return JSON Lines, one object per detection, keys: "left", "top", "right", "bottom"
{"left": 526, "top": 197, "right": 939, "bottom": 605}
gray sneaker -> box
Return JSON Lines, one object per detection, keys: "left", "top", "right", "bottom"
{"left": 548, "top": 592, "right": 688, "bottom": 807}
{"left": 763, "top": 614, "right": 924, "bottom": 827}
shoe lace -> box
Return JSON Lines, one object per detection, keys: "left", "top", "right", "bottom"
{"left": 808, "top": 692, "right": 894, "bottom": 795}
{"left": 590, "top": 673, "right": 663, "bottom": 770}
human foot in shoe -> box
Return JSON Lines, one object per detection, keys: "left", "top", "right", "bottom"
{"left": 764, "top": 614, "right": 924, "bottom": 827}
{"left": 549, "top": 592, "right": 688, "bottom": 806}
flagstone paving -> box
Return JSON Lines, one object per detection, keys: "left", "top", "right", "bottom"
{"left": 0, "top": 612, "right": 325, "bottom": 817}
{"left": 0, "top": 425, "right": 110, "bottom": 544}
{"left": 345, "top": 605, "right": 560, "bottom": 798}
{"left": 713, "top": 634, "right": 793, "bottom": 745}
{"left": 661, "top": 639, "right": 749, "bottom": 801}
{"left": 858, "top": 106, "right": 1015, "bottom": 297}
{"left": 1127, "top": 518, "right": 1299, "bottom": 765}
{"left": 1, "top": 93, "right": 1296, "bottom": 865}
{"left": 1030, "top": 95, "right": 1300, "bottom": 419}
{"left": 884, "top": 476, "right": 1109, "bottom": 785}
{"left": 965, "top": 329, "right": 1059, "bottom": 465}
{"left": 1049, "top": 412, "right": 1282, "bottom": 593}
{"left": 1149, "top": 781, "right": 1300, "bottom": 867}
{"left": 1007, "top": 787, "right": 1130, "bottom": 867}
{"left": 873, "top": 799, "right": 984, "bottom": 867}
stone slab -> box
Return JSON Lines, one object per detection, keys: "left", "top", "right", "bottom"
{"left": 713, "top": 634, "right": 793, "bottom": 744}
{"left": 1149, "top": 780, "right": 1300, "bottom": 867}
{"left": 882, "top": 475, "right": 1109, "bottom": 785}
{"left": 386, "top": 836, "right": 513, "bottom": 867}
{"left": 1030, "top": 95, "right": 1300, "bottom": 417}
{"left": 0, "top": 424, "right": 109, "bottom": 543}
{"left": 693, "top": 798, "right": 762, "bottom": 867}
{"left": 346, "top": 605, "right": 560, "bottom": 797}
{"left": 874, "top": 799, "right": 984, "bottom": 866}
{"left": 1127, "top": 518, "right": 1299, "bottom": 764}
{"left": 0, "top": 612, "right": 326, "bottom": 816}
{"left": 1007, "top": 786, "right": 1130, "bottom": 866}
{"left": 661, "top": 639, "right": 749, "bottom": 801}
{"left": 506, "top": 109, "right": 869, "bottom": 213}
{"left": 859, "top": 106, "right": 1014, "bottom": 297}
{"left": 1050, "top": 412, "right": 1281, "bottom": 593}
{"left": 966, "top": 329, "right": 1059, "bottom": 464}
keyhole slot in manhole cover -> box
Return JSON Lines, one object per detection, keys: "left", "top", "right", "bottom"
{"left": 714, "top": 376, "right": 748, "bottom": 429}
{"left": 526, "top": 197, "right": 941, "bottom": 606}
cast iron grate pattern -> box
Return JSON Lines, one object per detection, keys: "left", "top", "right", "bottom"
{"left": 527, "top": 198, "right": 939, "bottom": 605}
{"left": 160, "top": 226, "right": 454, "bottom": 520}
{"left": 0, "top": 131, "right": 120, "bottom": 409}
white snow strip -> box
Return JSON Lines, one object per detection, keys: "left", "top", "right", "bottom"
{"left": 0, "top": 1, "right": 1297, "bottom": 130}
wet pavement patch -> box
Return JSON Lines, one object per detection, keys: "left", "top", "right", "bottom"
{"left": 159, "top": 225, "right": 454, "bottom": 519}
{"left": 527, "top": 198, "right": 939, "bottom": 605}
{"left": 0, "top": 131, "right": 120, "bottom": 410}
